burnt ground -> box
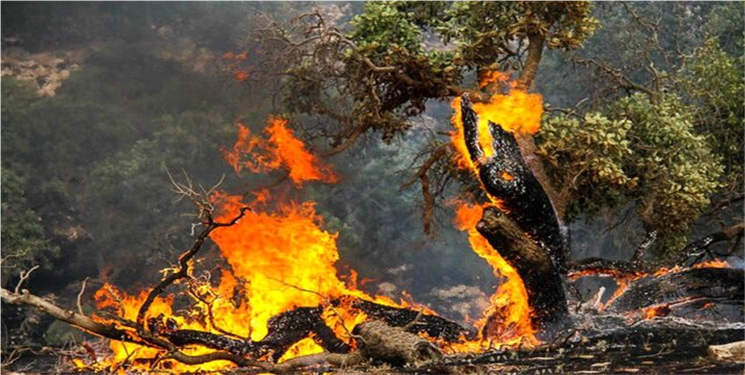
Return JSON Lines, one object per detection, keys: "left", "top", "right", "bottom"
{"left": 3, "top": 318, "right": 744, "bottom": 375}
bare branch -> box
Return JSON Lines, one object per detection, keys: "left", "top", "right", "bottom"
{"left": 15, "top": 265, "right": 40, "bottom": 294}
{"left": 77, "top": 277, "right": 89, "bottom": 315}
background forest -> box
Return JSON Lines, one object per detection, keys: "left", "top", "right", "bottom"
{"left": 2, "top": 2, "right": 742, "bottom": 346}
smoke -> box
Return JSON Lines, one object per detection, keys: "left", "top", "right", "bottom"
{"left": 1, "top": 3, "right": 495, "bottom": 329}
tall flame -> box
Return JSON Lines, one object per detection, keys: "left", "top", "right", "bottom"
{"left": 447, "top": 202, "right": 537, "bottom": 351}
{"left": 209, "top": 192, "right": 349, "bottom": 341}
{"left": 446, "top": 71, "right": 543, "bottom": 350}
{"left": 84, "top": 116, "right": 412, "bottom": 372}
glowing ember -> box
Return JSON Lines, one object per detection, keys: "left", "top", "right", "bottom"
{"left": 643, "top": 304, "right": 672, "bottom": 320}
{"left": 570, "top": 259, "right": 732, "bottom": 311}
{"left": 693, "top": 259, "right": 729, "bottom": 269}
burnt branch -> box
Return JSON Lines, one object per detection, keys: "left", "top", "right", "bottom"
{"left": 678, "top": 222, "right": 745, "bottom": 266}
{"left": 136, "top": 206, "right": 251, "bottom": 327}
{"left": 136, "top": 173, "right": 251, "bottom": 326}
{"left": 401, "top": 144, "right": 450, "bottom": 235}
{"left": 609, "top": 267, "right": 745, "bottom": 313}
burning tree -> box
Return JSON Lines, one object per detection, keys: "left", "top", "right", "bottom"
{"left": 2, "top": 2, "right": 743, "bottom": 373}
{"left": 3, "top": 97, "right": 743, "bottom": 372}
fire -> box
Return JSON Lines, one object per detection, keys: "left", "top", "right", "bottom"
{"left": 642, "top": 304, "right": 671, "bottom": 320}
{"left": 693, "top": 259, "right": 729, "bottom": 269}
{"left": 570, "top": 259, "right": 732, "bottom": 311}
{"left": 221, "top": 117, "right": 338, "bottom": 186}
{"left": 447, "top": 202, "right": 537, "bottom": 352}
{"left": 82, "top": 116, "right": 416, "bottom": 372}
{"left": 445, "top": 71, "right": 543, "bottom": 350}
{"left": 450, "top": 77, "right": 543, "bottom": 167}
{"left": 90, "top": 284, "right": 237, "bottom": 373}
{"left": 210, "top": 192, "right": 349, "bottom": 341}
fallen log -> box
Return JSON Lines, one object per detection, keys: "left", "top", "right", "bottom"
{"left": 1, "top": 286, "right": 456, "bottom": 372}
{"left": 354, "top": 320, "right": 443, "bottom": 367}
{"left": 156, "top": 298, "right": 470, "bottom": 361}
{"left": 708, "top": 341, "right": 745, "bottom": 362}
{"left": 152, "top": 307, "right": 350, "bottom": 361}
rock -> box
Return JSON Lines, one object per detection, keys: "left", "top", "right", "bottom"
{"left": 1, "top": 47, "right": 84, "bottom": 97}
{"left": 708, "top": 341, "right": 745, "bottom": 362}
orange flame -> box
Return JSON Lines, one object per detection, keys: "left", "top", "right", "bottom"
{"left": 444, "top": 202, "right": 537, "bottom": 352}
{"left": 90, "top": 283, "right": 237, "bottom": 373}
{"left": 85, "top": 129, "right": 417, "bottom": 372}
{"left": 642, "top": 304, "right": 671, "bottom": 320}
{"left": 221, "top": 117, "right": 337, "bottom": 186}
{"left": 450, "top": 76, "right": 543, "bottom": 167}
{"left": 445, "top": 71, "right": 542, "bottom": 351}
{"left": 570, "top": 259, "right": 732, "bottom": 311}
{"left": 693, "top": 259, "right": 729, "bottom": 269}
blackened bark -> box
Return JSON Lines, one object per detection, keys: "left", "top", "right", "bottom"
{"left": 476, "top": 207, "right": 568, "bottom": 329}
{"left": 155, "top": 307, "right": 351, "bottom": 361}
{"left": 609, "top": 268, "right": 745, "bottom": 313}
{"left": 461, "top": 97, "right": 567, "bottom": 272}
{"left": 153, "top": 298, "right": 470, "bottom": 362}
{"left": 459, "top": 96, "right": 569, "bottom": 329}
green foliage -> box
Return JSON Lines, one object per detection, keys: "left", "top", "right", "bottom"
{"left": 538, "top": 94, "right": 724, "bottom": 255}
{"left": 538, "top": 112, "right": 635, "bottom": 214}
{"left": 1, "top": 168, "right": 59, "bottom": 281}
{"left": 1, "top": 33, "right": 248, "bottom": 288}
{"left": 435, "top": 2, "right": 597, "bottom": 67}
{"left": 681, "top": 37, "right": 745, "bottom": 188}
{"left": 350, "top": 2, "right": 424, "bottom": 56}
{"left": 280, "top": 1, "right": 597, "bottom": 144}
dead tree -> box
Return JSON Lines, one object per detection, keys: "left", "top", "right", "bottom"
{"left": 461, "top": 96, "right": 569, "bottom": 330}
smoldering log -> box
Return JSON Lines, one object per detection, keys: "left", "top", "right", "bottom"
{"left": 153, "top": 306, "right": 351, "bottom": 361}
{"left": 350, "top": 298, "right": 473, "bottom": 341}
{"left": 476, "top": 207, "right": 569, "bottom": 329}
{"left": 567, "top": 258, "right": 643, "bottom": 279}
{"left": 150, "top": 298, "right": 470, "bottom": 362}
{"left": 461, "top": 96, "right": 567, "bottom": 272}
{"left": 608, "top": 267, "right": 745, "bottom": 313}
{"left": 260, "top": 307, "right": 351, "bottom": 360}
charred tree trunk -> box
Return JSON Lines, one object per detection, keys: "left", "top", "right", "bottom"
{"left": 461, "top": 96, "right": 569, "bottom": 329}
{"left": 476, "top": 207, "right": 569, "bottom": 329}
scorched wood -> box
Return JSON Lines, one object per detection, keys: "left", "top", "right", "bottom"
{"left": 608, "top": 267, "right": 745, "bottom": 313}
{"left": 461, "top": 96, "right": 567, "bottom": 272}
{"left": 460, "top": 96, "right": 569, "bottom": 330}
